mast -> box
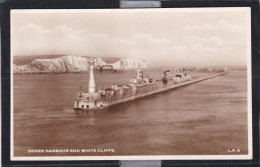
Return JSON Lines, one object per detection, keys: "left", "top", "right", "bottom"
{"left": 88, "top": 58, "right": 96, "bottom": 93}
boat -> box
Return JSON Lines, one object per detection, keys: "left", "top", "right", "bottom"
{"left": 95, "top": 65, "right": 126, "bottom": 73}
{"left": 74, "top": 59, "right": 228, "bottom": 110}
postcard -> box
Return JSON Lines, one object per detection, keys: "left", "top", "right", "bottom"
{"left": 11, "top": 8, "right": 252, "bottom": 160}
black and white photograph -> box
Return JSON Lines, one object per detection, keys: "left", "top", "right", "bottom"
{"left": 10, "top": 8, "right": 252, "bottom": 160}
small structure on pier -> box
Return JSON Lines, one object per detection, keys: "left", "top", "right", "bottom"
{"left": 74, "top": 58, "right": 109, "bottom": 109}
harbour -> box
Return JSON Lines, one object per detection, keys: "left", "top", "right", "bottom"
{"left": 74, "top": 59, "right": 228, "bottom": 110}
{"left": 13, "top": 67, "right": 248, "bottom": 156}
{"left": 10, "top": 8, "right": 251, "bottom": 161}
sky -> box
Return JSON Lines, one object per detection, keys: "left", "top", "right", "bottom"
{"left": 11, "top": 8, "right": 250, "bottom": 67}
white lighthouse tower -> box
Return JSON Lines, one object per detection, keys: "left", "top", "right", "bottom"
{"left": 88, "top": 58, "right": 96, "bottom": 93}
{"left": 74, "top": 58, "right": 101, "bottom": 109}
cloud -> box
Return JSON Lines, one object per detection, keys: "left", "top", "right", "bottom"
{"left": 12, "top": 21, "right": 247, "bottom": 66}
{"left": 184, "top": 20, "right": 243, "bottom": 33}
{"left": 12, "top": 24, "right": 176, "bottom": 57}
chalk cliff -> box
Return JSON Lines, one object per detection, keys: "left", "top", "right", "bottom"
{"left": 13, "top": 56, "right": 148, "bottom": 74}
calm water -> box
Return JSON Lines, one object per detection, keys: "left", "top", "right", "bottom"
{"left": 13, "top": 68, "right": 248, "bottom": 156}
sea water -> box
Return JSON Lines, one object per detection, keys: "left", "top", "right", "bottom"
{"left": 13, "top": 67, "right": 248, "bottom": 156}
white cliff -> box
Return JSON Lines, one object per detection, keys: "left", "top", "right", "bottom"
{"left": 110, "top": 59, "right": 148, "bottom": 70}
{"left": 13, "top": 56, "right": 148, "bottom": 74}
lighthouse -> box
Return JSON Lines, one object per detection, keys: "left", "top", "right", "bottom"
{"left": 74, "top": 58, "right": 110, "bottom": 110}
{"left": 88, "top": 58, "right": 96, "bottom": 93}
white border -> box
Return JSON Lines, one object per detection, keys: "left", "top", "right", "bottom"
{"left": 246, "top": 6, "right": 253, "bottom": 160}
{"left": 10, "top": 7, "right": 252, "bottom": 161}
